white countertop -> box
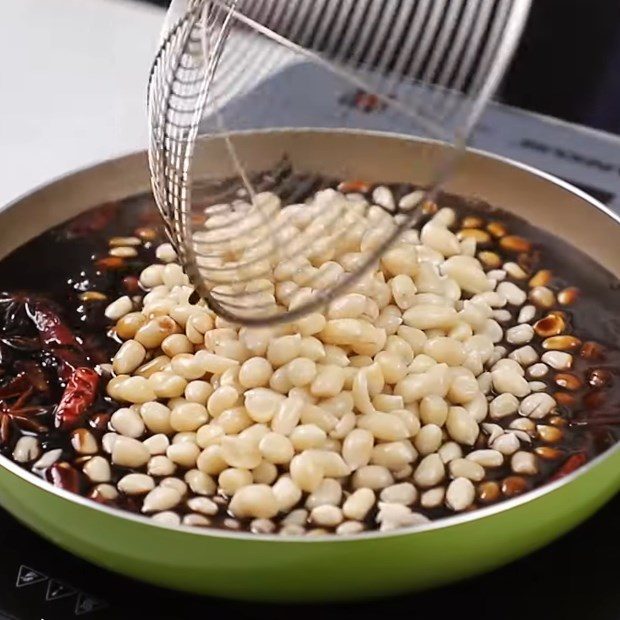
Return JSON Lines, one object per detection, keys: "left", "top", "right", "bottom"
{"left": 0, "top": 0, "right": 165, "bottom": 206}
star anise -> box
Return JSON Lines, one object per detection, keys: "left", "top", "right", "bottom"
{"left": 0, "top": 374, "right": 49, "bottom": 444}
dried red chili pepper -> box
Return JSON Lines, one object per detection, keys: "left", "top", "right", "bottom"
{"left": 550, "top": 452, "right": 587, "bottom": 481}
{"left": 54, "top": 367, "right": 99, "bottom": 430}
{"left": 25, "top": 299, "right": 87, "bottom": 381}
{"left": 67, "top": 202, "right": 119, "bottom": 237}
{"left": 95, "top": 256, "right": 125, "bottom": 271}
{"left": 25, "top": 300, "right": 77, "bottom": 348}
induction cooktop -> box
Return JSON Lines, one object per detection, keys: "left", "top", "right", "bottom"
{"left": 1, "top": 63, "right": 618, "bottom": 619}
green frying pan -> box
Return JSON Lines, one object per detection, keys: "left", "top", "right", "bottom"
{"left": 0, "top": 131, "right": 618, "bottom": 602}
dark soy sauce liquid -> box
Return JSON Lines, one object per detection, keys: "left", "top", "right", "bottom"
{"left": 0, "top": 176, "right": 618, "bottom": 529}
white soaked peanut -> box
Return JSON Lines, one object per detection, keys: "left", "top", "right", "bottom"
{"left": 310, "top": 365, "right": 346, "bottom": 397}
{"left": 170, "top": 354, "right": 207, "bottom": 381}
{"left": 380, "top": 482, "right": 417, "bottom": 505}
{"left": 252, "top": 461, "right": 278, "bottom": 485}
{"left": 267, "top": 334, "right": 302, "bottom": 367}
{"left": 140, "top": 401, "right": 173, "bottom": 434}
{"left": 446, "top": 407, "right": 479, "bottom": 445}
{"left": 105, "top": 296, "right": 132, "bottom": 320}
{"left": 113, "top": 340, "right": 146, "bottom": 375}
{"left": 442, "top": 256, "right": 491, "bottom": 295}
{"left": 170, "top": 402, "right": 208, "bottom": 432}
{"left": 208, "top": 386, "right": 240, "bottom": 417}
{"left": 518, "top": 393, "right": 556, "bottom": 419}
{"left": 448, "top": 371, "right": 479, "bottom": 404}
{"left": 116, "top": 376, "right": 156, "bottom": 404}
{"left": 492, "top": 367, "right": 531, "bottom": 398}
{"left": 372, "top": 393, "right": 404, "bottom": 412}
{"left": 511, "top": 451, "right": 538, "bottom": 475}
{"left": 196, "top": 445, "right": 228, "bottom": 475}
{"left": 328, "top": 293, "right": 367, "bottom": 319}
{"left": 272, "top": 476, "right": 303, "bottom": 512}
{"left": 290, "top": 424, "right": 327, "bottom": 451}
{"left": 390, "top": 275, "right": 417, "bottom": 310}
{"left": 142, "top": 486, "right": 182, "bottom": 513}
{"left": 185, "top": 380, "right": 213, "bottom": 404}
{"left": 466, "top": 449, "right": 504, "bottom": 468}
{"left": 490, "top": 393, "right": 519, "bottom": 419}
{"left": 238, "top": 357, "right": 273, "bottom": 388}
{"left": 371, "top": 441, "right": 417, "bottom": 470}
{"left": 449, "top": 458, "right": 485, "bottom": 481}
{"left": 185, "top": 469, "right": 217, "bottom": 495}
{"left": 310, "top": 505, "right": 343, "bottom": 527}
{"left": 306, "top": 479, "right": 343, "bottom": 509}
{"left": 352, "top": 465, "right": 394, "bottom": 490}
{"left": 111, "top": 407, "right": 145, "bottom": 438}
{"left": 218, "top": 468, "right": 253, "bottom": 495}
{"left": 271, "top": 398, "right": 304, "bottom": 435}
{"left": 438, "top": 441, "right": 462, "bottom": 463}
{"left": 311, "top": 450, "right": 350, "bottom": 477}
{"left": 446, "top": 477, "right": 475, "bottom": 511}
{"left": 187, "top": 497, "right": 218, "bottom": 516}
{"left": 290, "top": 451, "right": 324, "bottom": 492}
{"left": 413, "top": 454, "right": 445, "bottom": 487}
{"left": 166, "top": 442, "right": 200, "bottom": 468}
{"left": 419, "top": 395, "right": 448, "bottom": 426}
{"left": 244, "top": 388, "right": 284, "bottom": 423}
{"left": 83, "top": 456, "right": 111, "bottom": 482}
{"left": 343, "top": 488, "right": 375, "bottom": 520}
{"left": 414, "top": 424, "right": 443, "bottom": 455}
{"left": 424, "top": 337, "right": 465, "bottom": 366}
{"left": 285, "top": 358, "right": 317, "bottom": 387}
{"left": 161, "top": 334, "right": 193, "bottom": 357}
{"left": 299, "top": 337, "right": 326, "bottom": 361}
{"left": 112, "top": 436, "right": 150, "bottom": 468}
{"left": 403, "top": 305, "right": 457, "bottom": 330}
{"left": 342, "top": 429, "right": 374, "bottom": 470}
{"left": 374, "top": 351, "right": 407, "bottom": 384}
{"left": 220, "top": 437, "right": 262, "bottom": 469}
{"left": 492, "top": 433, "right": 520, "bottom": 455}
{"left": 148, "top": 372, "right": 187, "bottom": 399}
{"left": 381, "top": 244, "right": 418, "bottom": 277}
{"left": 259, "top": 432, "right": 295, "bottom": 464}
{"left": 118, "top": 473, "right": 155, "bottom": 495}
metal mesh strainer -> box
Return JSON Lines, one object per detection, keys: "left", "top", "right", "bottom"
{"left": 147, "top": 0, "right": 531, "bottom": 325}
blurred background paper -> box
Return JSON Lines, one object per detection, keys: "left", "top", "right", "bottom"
{"left": 0, "top": 0, "right": 163, "bottom": 206}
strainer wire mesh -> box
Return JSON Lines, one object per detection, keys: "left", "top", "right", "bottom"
{"left": 147, "top": 0, "right": 531, "bottom": 325}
